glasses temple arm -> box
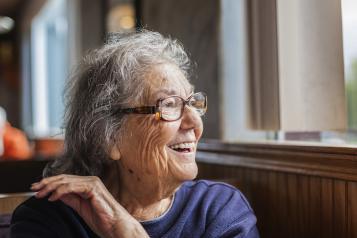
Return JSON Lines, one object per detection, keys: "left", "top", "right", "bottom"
{"left": 113, "top": 106, "right": 157, "bottom": 115}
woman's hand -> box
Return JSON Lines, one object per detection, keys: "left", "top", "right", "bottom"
{"left": 31, "top": 174, "right": 149, "bottom": 238}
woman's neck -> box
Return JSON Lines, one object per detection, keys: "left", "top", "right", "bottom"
{"left": 103, "top": 163, "right": 178, "bottom": 221}
{"left": 118, "top": 191, "right": 174, "bottom": 221}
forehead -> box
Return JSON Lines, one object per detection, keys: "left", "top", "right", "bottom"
{"left": 144, "top": 64, "right": 193, "bottom": 100}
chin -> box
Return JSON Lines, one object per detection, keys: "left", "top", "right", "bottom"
{"left": 165, "top": 145, "right": 199, "bottom": 181}
{"left": 171, "top": 161, "right": 198, "bottom": 182}
{"left": 184, "top": 168, "right": 198, "bottom": 181}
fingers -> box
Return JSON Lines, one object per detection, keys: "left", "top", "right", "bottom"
{"left": 31, "top": 175, "right": 66, "bottom": 191}
{"left": 31, "top": 175, "right": 101, "bottom": 201}
{"left": 31, "top": 174, "right": 129, "bottom": 238}
{"left": 47, "top": 182, "right": 94, "bottom": 201}
{"left": 48, "top": 183, "right": 77, "bottom": 201}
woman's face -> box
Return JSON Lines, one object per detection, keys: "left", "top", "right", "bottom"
{"left": 115, "top": 64, "right": 203, "bottom": 190}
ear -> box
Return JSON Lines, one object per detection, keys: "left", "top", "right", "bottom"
{"left": 110, "top": 144, "right": 121, "bottom": 161}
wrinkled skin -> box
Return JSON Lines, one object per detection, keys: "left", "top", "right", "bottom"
{"left": 113, "top": 63, "right": 203, "bottom": 219}
{"left": 32, "top": 63, "right": 204, "bottom": 237}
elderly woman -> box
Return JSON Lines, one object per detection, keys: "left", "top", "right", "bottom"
{"left": 10, "top": 30, "right": 259, "bottom": 238}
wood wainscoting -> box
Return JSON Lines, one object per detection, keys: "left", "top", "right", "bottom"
{"left": 196, "top": 139, "right": 357, "bottom": 238}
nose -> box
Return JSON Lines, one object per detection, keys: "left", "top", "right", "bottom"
{"left": 180, "top": 105, "right": 203, "bottom": 131}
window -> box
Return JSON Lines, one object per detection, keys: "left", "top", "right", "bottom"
{"left": 317, "top": 0, "right": 357, "bottom": 144}
{"left": 22, "top": 0, "right": 68, "bottom": 138}
{"left": 220, "top": 0, "right": 357, "bottom": 145}
{"left": 220, "top": 0, "right": 273, "bottom": 142}
{"left": 320, "top": 0, "right": 357, "bottom": 144}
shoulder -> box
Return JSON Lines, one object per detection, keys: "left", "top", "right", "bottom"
{"left": 13, "top": 195, "right": 64, "bottom": 213}
{"left": 181, "top": 179, "right": 253, "bottom": 211}
{"left": 11, "top": 196, "right": 96, "bottom": 238}
{"left": 12, "top": 196, "right": 73, "bottom": 222}
{"left": 180, "top": 180, "right": 259, "bottom": 238}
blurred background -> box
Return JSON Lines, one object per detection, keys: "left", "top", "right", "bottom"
{"left": 1, "top": 1, "right": 357, "bottom": 237}
{"left": 0, "top": 0, "right": 357, "bottom": 156}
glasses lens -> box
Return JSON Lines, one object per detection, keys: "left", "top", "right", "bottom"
{"left": 189, "top": 92, "right": 207, "bottom": 116}
{"left": 160, "top": 96, "right": 183, "bottom": 121}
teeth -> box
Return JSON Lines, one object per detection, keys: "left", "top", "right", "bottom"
{"left": 169, "top": 142, "right": 195, "bottom": 150}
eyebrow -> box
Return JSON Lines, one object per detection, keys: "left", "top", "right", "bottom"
{"left": 155, "top": 89, "right": 179, "bottom": 96}
{"left": 155, "top": 86, "right": 194, "bottom": 96}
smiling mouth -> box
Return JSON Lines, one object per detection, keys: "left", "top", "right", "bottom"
{"left": 168, "top": 142, "right": 195, "bottom": 153}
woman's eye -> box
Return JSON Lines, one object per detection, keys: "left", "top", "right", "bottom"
{"left": 163, "top": 101, "right": 176, "bottom": 108}
{"left": 163, "top": 98, "right": 177, "bottom": 108}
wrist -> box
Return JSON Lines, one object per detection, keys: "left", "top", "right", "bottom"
{"left": 107, "top": 219, "right": 148, "bottom": 238}
{"left": 105, "top": 208, "right": 148, "bottom": 238}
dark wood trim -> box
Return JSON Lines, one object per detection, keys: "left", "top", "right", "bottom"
{"left": 197, "top": 139, "right": 357, "bottom": 182}
{"left": 198, "top": 139, "right": 357, "bottom": 155}
{"left": 0, "top": 160, "right": 48, "bottom": 193}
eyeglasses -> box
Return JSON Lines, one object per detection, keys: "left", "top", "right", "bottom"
{"left": 113, "top": 92, "right": 207, "bottom": 121}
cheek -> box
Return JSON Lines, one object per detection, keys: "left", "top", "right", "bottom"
{"left": 194, "top": 117, "right": 204, "bottom": 140}
{"left": 160, "top": 121, "right": 181, "bottom": 142}
{"left": 122, "top": 117, "right": 178, "bottom": 176}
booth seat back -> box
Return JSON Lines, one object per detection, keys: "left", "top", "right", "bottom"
{"left": 0, "top": 214, "right": 11, "bottom": 238}
{"left": 0, "top": 193, "right": 33, "bottom": 238}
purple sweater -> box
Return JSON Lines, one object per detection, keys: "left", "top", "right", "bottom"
{"left": 11, "top": 180, "right": 259, "bottom": 238}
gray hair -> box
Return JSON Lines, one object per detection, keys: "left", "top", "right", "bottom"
{"left": 44, "top": 29, "right": 193, "bottom": 178}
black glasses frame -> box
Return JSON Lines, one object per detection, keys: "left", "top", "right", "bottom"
{"left": 113, "top": 92, "right": 207, "bottom": 121}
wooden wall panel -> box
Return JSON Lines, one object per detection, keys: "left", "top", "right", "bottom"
{"left": 298, "top": 175, "right": 309, "bottom": 237}
{"left": 267, "top": 171, "right": 279, "bottom": 236}
{"left": 321, "top": 178, "right": 333, "bottom": 238}
{"left": 333, "top": 180, "right": 347, "bottom": 238}
{"left": 197, "top": 140, "right": 357, "bottom": 238}
{"left": 348, "top": 182, "right": 357, "bottom": 238}
{"left": 197, "top": 164, "right": 357, "bottom": 238}
{"left": 309, "top": 176, "right": 321, "bottom": 238}
{"left": 286, "top": 173, "right": 299, "bottom": 238}
{"left": 251, "top": 169, "right": 267, "bottom": 235}
{"left": 275, "top": 172, "right": 288, "bottom": 238}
